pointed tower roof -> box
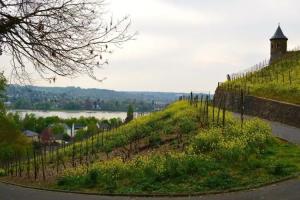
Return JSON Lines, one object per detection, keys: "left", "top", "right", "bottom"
{"left": 270, "top": 25, "right": 288, "bottom": 40}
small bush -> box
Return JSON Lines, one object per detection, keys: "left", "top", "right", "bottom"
{"left": 191, "top": 119, "right": 272, "bottom": 161}
{"left": 85, "top": 169, "right": 100, "bottom": 186}
{"left": 0, "top": 168, "right": 6, "bottom": 177}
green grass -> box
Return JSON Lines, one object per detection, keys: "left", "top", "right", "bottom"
{"left": 222, "top": 51, "right": 300, "bottom": 104}
{"left": 55, "top": 101, "right": 300, "bottom": 194}
{"left": 54, "top": 100, "right": 200, "bottom": 160}
{"left": 7, "top": 101, "right": 202, "bottom": 171}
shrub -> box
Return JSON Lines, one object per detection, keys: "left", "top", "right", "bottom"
{"left": 85, "top": 169, "right": 101, "bottom": 187}
{"left": 192, "top": 128, "right": 222, "bottom": 154}
{"left": 0, "top": 168, "right": 6, "bottom": 177}
{"left": 191, "top": 119, "right": 272, "bottom": 161}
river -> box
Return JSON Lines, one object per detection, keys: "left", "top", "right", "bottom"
{"left": 9, "top": 110, "right": 128, "bottom": 120}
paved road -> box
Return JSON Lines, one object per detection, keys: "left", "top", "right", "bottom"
{"left": 1, "top": 178, "right": 300, "bottom": 200}
{"left": 233, "top": 113, "right": 300, "bottom": 145}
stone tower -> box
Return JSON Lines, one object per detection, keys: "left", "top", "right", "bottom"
{"left": 270, "top": 25, "right": 288, "bottom": 63}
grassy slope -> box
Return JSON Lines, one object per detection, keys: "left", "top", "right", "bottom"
{"left": 55, "top": 101, "right": 300, "bottom": 194}
{"left": 222, "top": 52, "right": 300, "bottom": 105}
{"left": 1, "top": 101, "right": 201, "bottom": 181}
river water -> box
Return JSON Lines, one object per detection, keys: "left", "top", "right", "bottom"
{"left": 9, "top": 110, "right": 128, "bottom": 120}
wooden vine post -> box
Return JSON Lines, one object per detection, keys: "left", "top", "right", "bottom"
{"left": 56, "top": 147, "right": 59, "bottom": 175}
{"left": 212, "top": 96, "right": 215, "bottom": 123}
{"left": 241, "top": 89, "right": 245, "bottom": 129}
{"left": 85, "top": 139, "right": 89, "bottom": 171}
{"left": 26, "top": 149, "right": 30, "bottom": 179}
{"left": 33, "top": 150, "right": 37, "bottom": 180}
{"left": 72, "top": 142, "right": 76, "bottom": 168}
{"left": 222, "top": 94, "right": 226, "bottom": 129}
{"left": 41, "top": 149, "right": 46, "bottom": 181}
{"left": 217, "top": 94, "right": 223, "bottom": 126}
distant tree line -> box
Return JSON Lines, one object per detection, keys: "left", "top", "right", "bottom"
{"left": 10, "top": 97, "right": 153, "bottom": 112}
{"left": 8, "top": 112, "right": 123, "bottom": 138}
{"left": 5, "top": 85, "right": 175, "bottom": 112}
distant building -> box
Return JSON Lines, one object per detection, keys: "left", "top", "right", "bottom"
{"left": 270, "top": 25, "right": 288, "bottom": 63}
{"left": 23, "top": 130, "right": 39, "bottom": 142}
{"left": 152, "top": 101, "right": 167, "bottom": 111}
{"left": 4, "top": 101, "right": 11, "bottom": 107}
{"left": 73, "top": 124, "right": 88, "bottom": 135}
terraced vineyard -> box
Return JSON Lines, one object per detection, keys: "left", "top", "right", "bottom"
{"left": 220, "top": 51, "right": 300, "bottom": 104}
{"left": 1, "top": 100, "right": 300, "bottom": 194}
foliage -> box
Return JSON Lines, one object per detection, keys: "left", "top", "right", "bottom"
{"left": 5, "top": 112, "right": 122, "bottom": 135}
{"left": 87, "top": 123, "right": 98, "bottom": 137}
{"left": 58, "top": 139, "right": 300, "bottom": 194}
{"left": 2, "top": 100, "right": 299, "bottom": 194}
{"left": 0, "top": 168, "right": 6, "bottom": 177}
{"left": 125, "top": 104, "right": 134, "bottom": 123}
{"left": 0, "top": 73, "right": 6, "bottom": 115}
{"left": 74, "top": 129, "right": 87, "bottom": 141}
{"left": 52, "top": 123, "right": 67, "bottom": 136}
{"left": 6, "top": 85, "right": 178, "bottom": 112}
{"left": 62, "top": 133, "right": 71, "bottom": 142}
{"left": 191, "top": 118, "right": 272, "bottom": 161}
{"left": 0, "top": 75, "right": 31, "bottom": 161}
{"left": 222, "top": 52, "right": 300, "bottom": 104}
{"left": 56, "top": 101, "right": 300, "bottom": 193}
{"left": 0, "top": 114, "right": 31, "bottom": 160}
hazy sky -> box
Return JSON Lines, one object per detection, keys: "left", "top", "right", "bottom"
{"left": 2, "top": 0, "right": 300, "bottom": 93}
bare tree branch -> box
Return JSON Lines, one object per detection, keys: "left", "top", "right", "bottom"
{"left": 0, "top": 0, "right": 135, "bottom": 82}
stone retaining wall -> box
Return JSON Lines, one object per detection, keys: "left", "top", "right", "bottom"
{"left": 214, "top": 88, "right": 300, "bottom": 128}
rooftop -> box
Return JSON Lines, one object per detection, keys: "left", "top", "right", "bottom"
{"left": 23, "top": 130, "right": 39, "bottom": 137}
{"left": 270, "top": 25, "right": 288, "bottom": 40}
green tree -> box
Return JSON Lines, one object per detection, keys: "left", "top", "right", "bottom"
{"left": 23, "top": 113, "right": 37, "bottom": 131}
{"left": 52, "top": 123, "right": 66, "bottom": 136}
{"left": 109, "top": 118, "right": 123, "bottom": 129}
{"left": 87, "top": 123, "right": 98, "bottom": 137}
{"left": 74, "top": 129, "right": 87, "bottom": 141}
{"left": 0, "top": 114, "right": 30, "bottom": 161}
{"left": 125, "top": 105, "right": 134, "bottom": 123}
{"left": 0, "top": 73, "right": 6, "bottom": 115}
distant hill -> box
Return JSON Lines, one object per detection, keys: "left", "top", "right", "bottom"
{"left": 5, "top": 85, "right": 200, "bottom": 112}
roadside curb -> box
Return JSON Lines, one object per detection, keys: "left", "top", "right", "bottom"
{"left": 0, "top": 174, "right": 299, "bottom": 197}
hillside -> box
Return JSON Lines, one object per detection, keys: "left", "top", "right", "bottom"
{"left": 2, "top": 100, "right": 300, "bottom": 194}
{"left": 5, "top": 85, "right": 193, "bottom": 111}
{"left": 221, "top": 51, "right": 300, "bottom": 105}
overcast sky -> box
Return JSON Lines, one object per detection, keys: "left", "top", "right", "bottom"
{"left": 2, "top": 0, "right": 300, "bottom": 93}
